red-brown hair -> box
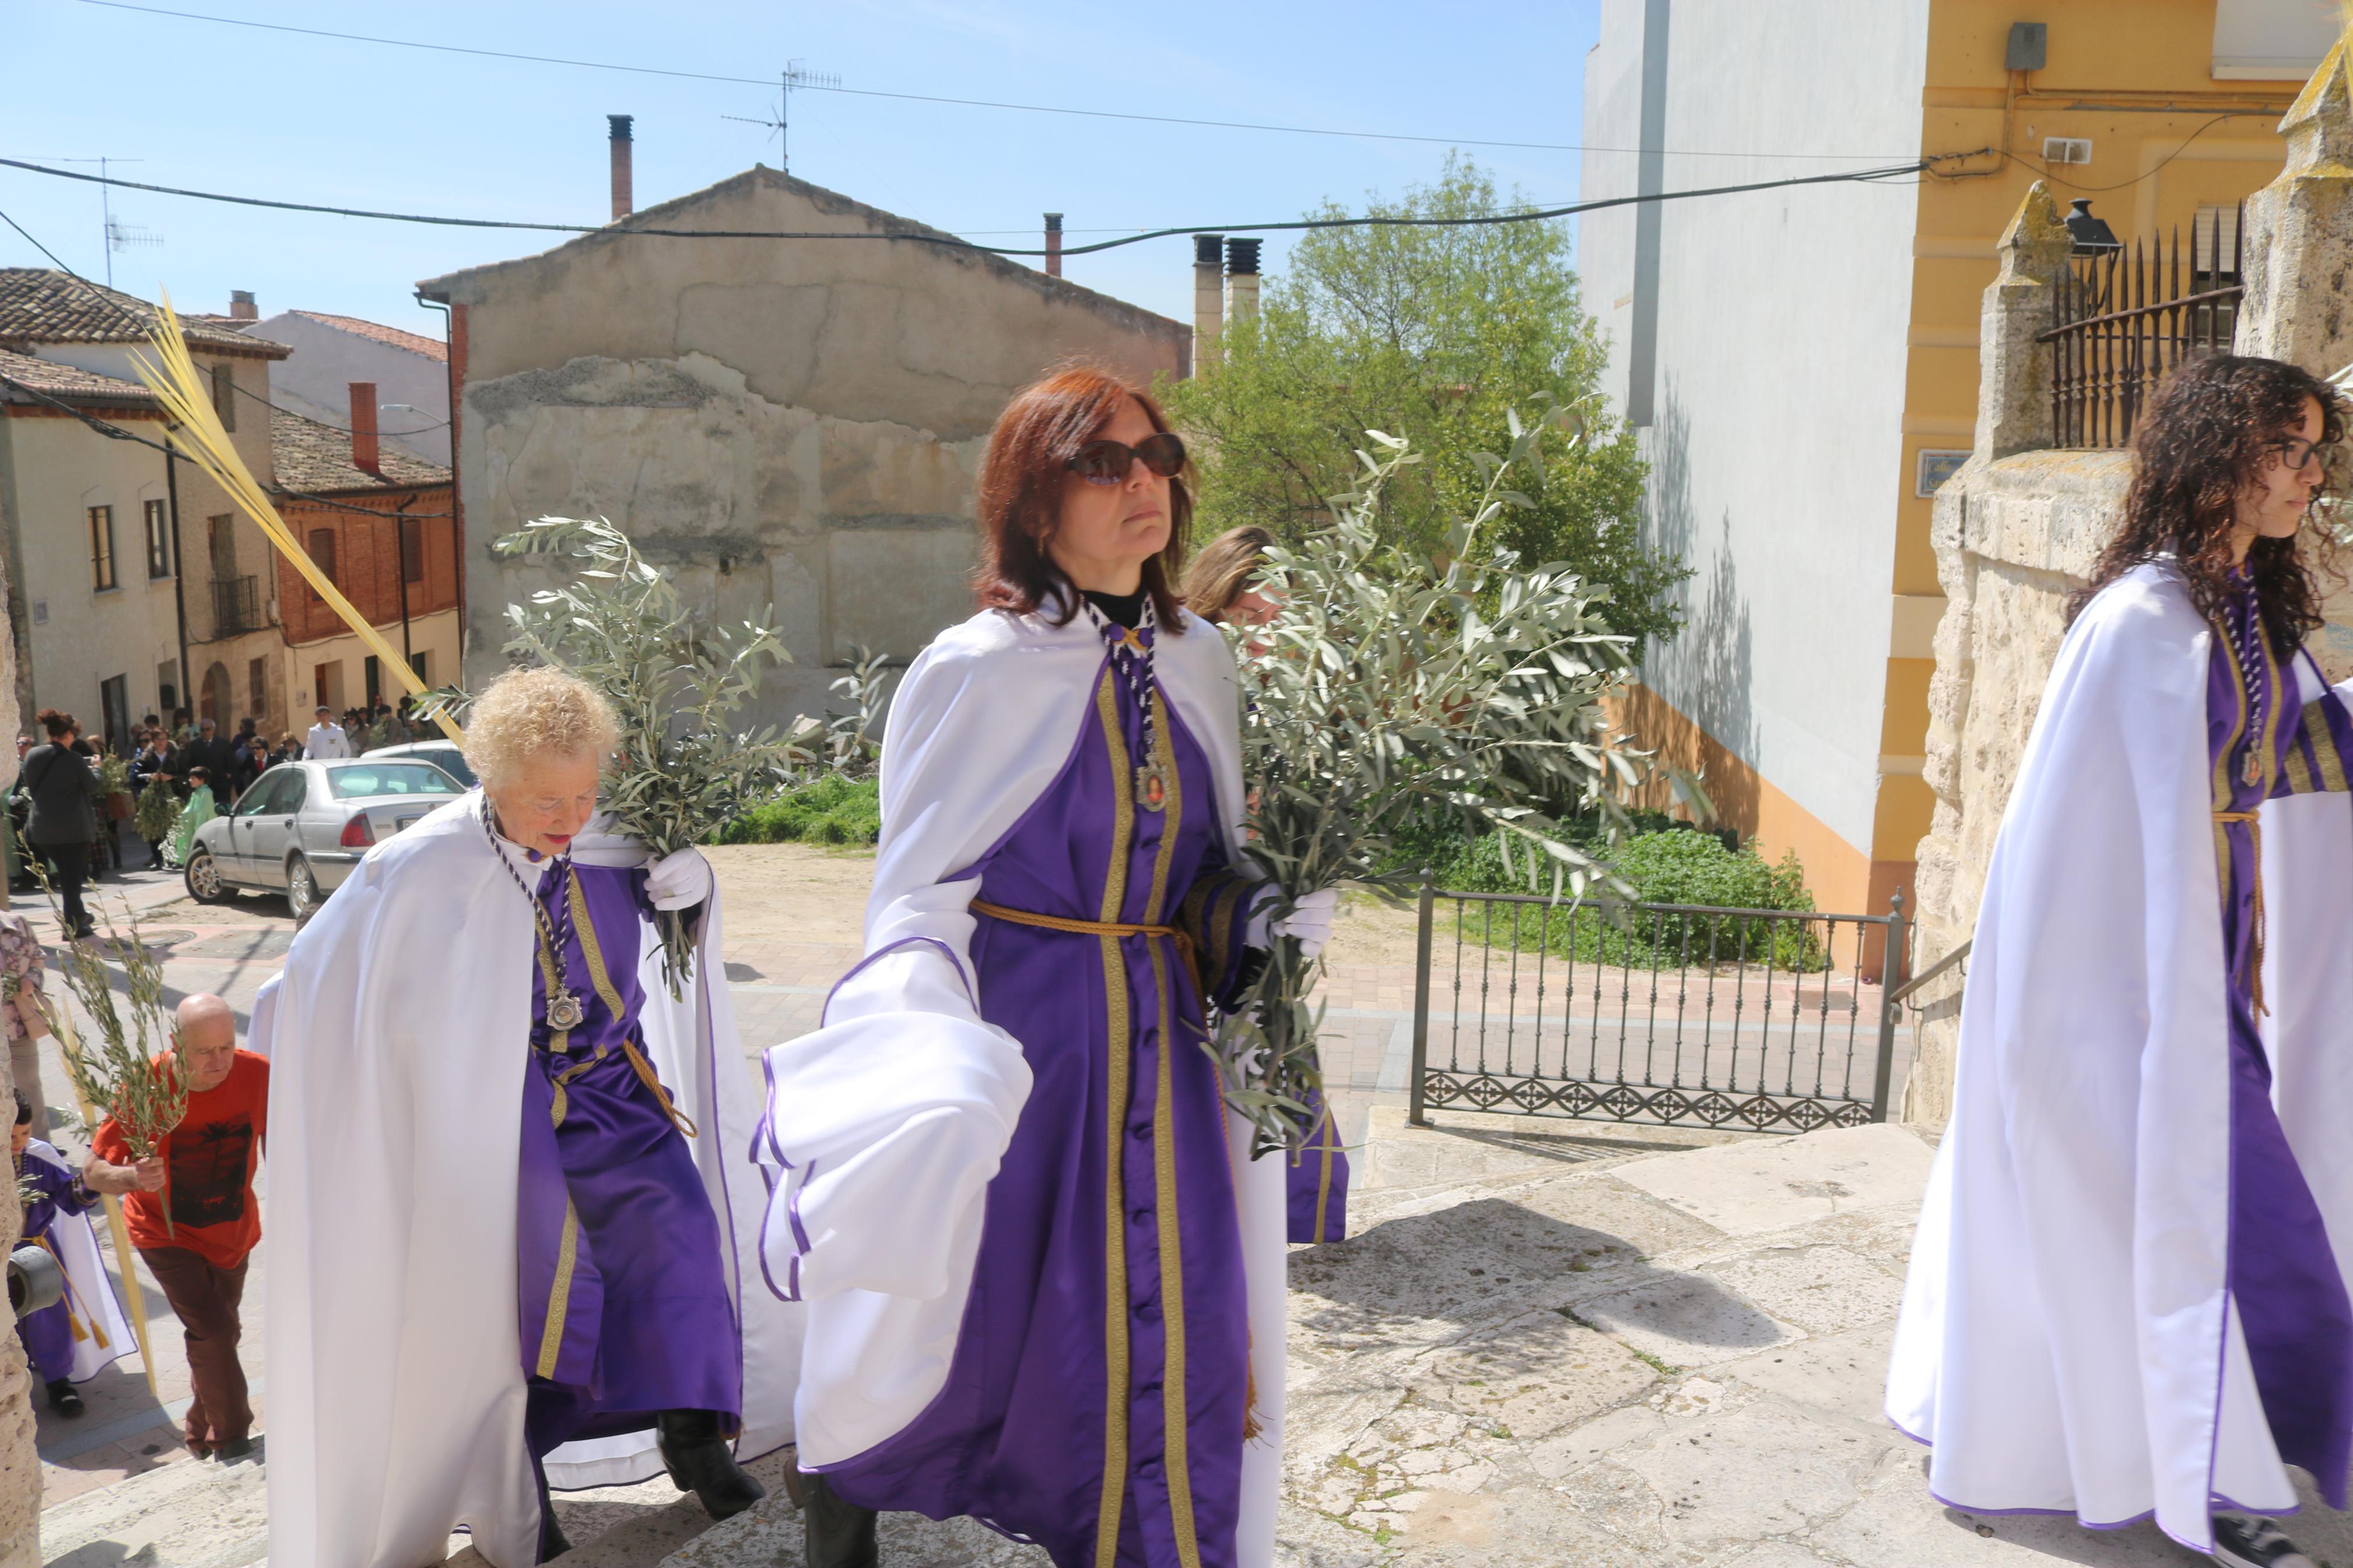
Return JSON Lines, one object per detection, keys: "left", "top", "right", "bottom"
{"left": 974, "top": 365, "right": 1191, "bottom": 630}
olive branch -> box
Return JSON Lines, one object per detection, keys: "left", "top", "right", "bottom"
{"left": 1217, "top": 396, "right": 1692, "bottom": 1150}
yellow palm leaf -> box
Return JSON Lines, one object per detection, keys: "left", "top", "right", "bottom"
{"left": 131, "top": 291, "right": 461, "bottom": 743}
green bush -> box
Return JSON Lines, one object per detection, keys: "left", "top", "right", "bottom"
{"left": 1435, "top": 824, "right": 1826, "bottom": 972}
{"left": 717, "top": 775, "right": 881, "bottom": 847}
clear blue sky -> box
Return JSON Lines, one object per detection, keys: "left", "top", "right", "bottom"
{"left": 2, "top": 0, "right": 1604, "bottom": 336}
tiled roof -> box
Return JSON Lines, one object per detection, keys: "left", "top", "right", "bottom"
{"left": 268, "top": 407, "right": 450, "bottom": 495}
{"left": 0, "top": 346, "right": 159, "bottom": 408}
{"left": 283, "top": 311, "right": 447, "bottom": 362}
{"left": 0, "top": 269, "right": 289, "bottom": 357}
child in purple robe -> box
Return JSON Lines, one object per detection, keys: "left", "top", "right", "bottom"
{"left": 15, "top": 1089, "right": 93, "bottom": 1415}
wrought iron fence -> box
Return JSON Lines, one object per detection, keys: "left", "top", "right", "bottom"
{"left": 2042, "top": 205, "right": 2242, "bottom": 450}
{"left": 210, "top": 574, "right": 265, "bottom": 637}
{"left": 1407, "top": 878, "right": 1912, "bottom": 1134}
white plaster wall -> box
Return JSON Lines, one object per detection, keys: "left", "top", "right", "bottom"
{"left": 247, "top": 312, "right": 451, "bottom": 465}
{"left": 0, "top": 418, "right": 183, "bottom": 733}
{"left": 1579, "top": 0, "right": 1646, "bottom": 417}
{"left": 1580, "top": 0, "right": 1931, "bottom": 855}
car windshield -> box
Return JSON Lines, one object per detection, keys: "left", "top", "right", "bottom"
{"left": 420, "top": 748, "right": 477, "bottom": 787}
{"left": 328, "top": 763, "right": 462, "bottom": 800}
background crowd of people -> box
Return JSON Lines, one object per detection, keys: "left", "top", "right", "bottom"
{"left": 1, "top": 697, "right": 424, "bottom": 936}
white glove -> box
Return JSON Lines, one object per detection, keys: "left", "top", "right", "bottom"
{"left": 1246, "top": 886, "right": 1339, "bottom": 960}
{"left": 644, "top": 845, "right": 714, "bottom": 912}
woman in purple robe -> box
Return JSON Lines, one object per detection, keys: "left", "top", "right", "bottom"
{"left": 758, "top": 368, "right": 1337, "bottom": 1568}
{"left": 263, "top": 666, "right": 796, "bottom": 1568}
{"left": 1889, "top": 355, "right": 2353, "bottom": 1568}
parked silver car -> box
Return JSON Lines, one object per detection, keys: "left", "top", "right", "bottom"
{"left": 184, "top": 758, "right": 466, "bottom": 920}
{"left": 364, "top": 738, "right": 477, "bottom": 788}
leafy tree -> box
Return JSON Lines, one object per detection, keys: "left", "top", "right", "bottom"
{"left": 1160, "top": 155, "right": 1687, "bottom": 649}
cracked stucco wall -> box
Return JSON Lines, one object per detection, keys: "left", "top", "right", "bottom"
{"left": 432, "top": 168, "right": 1190, "bottom": 723}
{"left": 462, "top": 351, "right": 987, "bottom": 727}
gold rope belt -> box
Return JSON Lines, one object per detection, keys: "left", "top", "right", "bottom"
{"left": 970, "top": 899, "right": 1202, "bottom": 997}
{"left": 2215, "top": 809, "right": 2268, "bottom": 1018}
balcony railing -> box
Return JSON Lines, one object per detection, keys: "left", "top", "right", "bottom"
{"left": 211, "top": 574, "right": 266, "bottom": 637}
{"left": 2040, "top": 205, "right": 2243, "bottom": 450}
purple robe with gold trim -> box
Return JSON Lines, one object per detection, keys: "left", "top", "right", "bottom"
{"left": 2208, "top": 573, "right": 2353, "bottom": 1496}
{"left": 513, "top": 856, "right": 742, "bottom": 1459}
{"left": 818, "top": 632, "right": 1258, "bottom": 1566}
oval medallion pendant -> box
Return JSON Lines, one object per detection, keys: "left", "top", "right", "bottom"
{"left": 1135, "top": 763, "right": 1168, "bottom": 813}
{"left": 547, "top": 990, "right": 585, "bottom": 1031}
{"left": 2243, "top": 749, "right": 2263, "bottom": 788}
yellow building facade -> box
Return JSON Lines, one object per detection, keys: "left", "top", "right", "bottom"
{"left": 1583, "top": 1, "right": 2330, "bottom": 927}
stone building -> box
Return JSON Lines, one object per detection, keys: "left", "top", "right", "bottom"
{"left": 1578, "top": 0, "right": 2336, "bottom": 921}
{"left": 417, "top": 165, "right": 1190, "bottom": 724}
{"left": 0, "top": 271, "right": 290, "bottom": 744}
{"left": 1905, "top": 38, "right": 2353, "bottom": 1128}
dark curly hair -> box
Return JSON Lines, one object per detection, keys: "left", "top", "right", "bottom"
{"left": 2071, "top": 354, "right": 2347, "bottom": 655}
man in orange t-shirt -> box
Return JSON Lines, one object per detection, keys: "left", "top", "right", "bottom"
{"left": 86, "top": 993, "right": 266, "bottom": 1459}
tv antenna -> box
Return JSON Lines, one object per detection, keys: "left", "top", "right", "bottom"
{"left": 34, "top": 158, "right": 151, "bottom": 285}
{"left": 722, "top": 60, "right": 840, "bottom": 172}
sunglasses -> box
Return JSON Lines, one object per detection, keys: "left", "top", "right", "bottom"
{"left": 1067, "top": 432, "right": 1186, "bottom": 487}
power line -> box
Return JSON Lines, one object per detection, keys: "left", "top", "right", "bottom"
{"left": 4, "top": 204, "right": 107, "bottom": 285}
{"left": 0, "top": 154, "right": 1951, "bottom": 260}
{"left": 0, "top": 207, "right": 456, "bottom": 518}
{"left": 0, "top": 362, "right": 453, "bottom": 517}
{"left": 73, "top": 0, "right": 1917, "bottom": 163}
{"left": 1989, "top": 111, "right": 2271, "bottom": 194}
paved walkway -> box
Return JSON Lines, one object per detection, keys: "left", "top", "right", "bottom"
{"left": 29, "top": 845, "right": 1981, "bottom": 1566}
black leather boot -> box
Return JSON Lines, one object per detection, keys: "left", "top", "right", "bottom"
{"left": 801, "top": 1471, "right": 880, "bottom": 1568}
{"left": 534, "top": 1455, "right": 572, "bottom": 1562}
{"left": 655, "top": 1408, "right": 766, "bottom": 1520}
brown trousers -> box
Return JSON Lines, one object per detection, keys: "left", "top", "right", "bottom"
{"left": 140, "top": 1246, "right": 253, "bottom": 1446}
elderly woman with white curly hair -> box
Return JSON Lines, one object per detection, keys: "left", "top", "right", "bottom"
{"left": 258, "top": 667, "right": 800, "bottom": 1568}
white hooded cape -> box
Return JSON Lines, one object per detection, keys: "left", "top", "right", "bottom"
{"left": 755, "top": 602, "right": 1293, "bottom": 1566}
{"left": 23, "top": 1137, "right": 133, "bottom": 1382}
{"left": 1887, "top": 563, "right": 2353, "bottom": 1550}
{"left": 260, "top": 794, "right": 802, "bottom": 1568}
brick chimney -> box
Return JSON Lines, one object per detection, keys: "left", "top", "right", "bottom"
{"left": 1193, "top": 234, "right": 1226, "bottom": 372}
{"left": 228, "top": 290, "right": 257, "bottom": 321}
{"left": 1225, "top": 237, "right": 1262, "bottom": 326}
{"left": 608, "top": 114, "right": 634, "bottom": 222}
{"left": 349, "top": 382, "right": 380, "bottom": 476}
{"left": 1044, "top": 213, "right": 1063, "bottom": 279}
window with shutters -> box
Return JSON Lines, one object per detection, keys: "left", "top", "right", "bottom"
{"left": 144, "top": 499, "right": 171, "bottom": 579}
{"left": 88, "top": 505, "right": 118, "bottom": 591}
{"left": 307, "top": 528, "right": 338, "bottom": 595}
{"left": 210, "top": 363, "right": 236, "bottom": 432}
{"left": 401, "top": 517, "right": 424, "bottom": 584}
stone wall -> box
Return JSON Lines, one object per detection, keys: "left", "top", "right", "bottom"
{"left": 0, "top": 520, "right": 27, "bottom": 1568}
{"left": 422, "top": 169, "right": 1190, "bottom": 728}
{"left": 461, "top": 353, "right": 982, "bottom": 721}
{"left": 1904, "top": 39, "right": 2353, "bottom": 1129}
{"left": 1905, "top": 449, "right": 2127, "bottom": 1126}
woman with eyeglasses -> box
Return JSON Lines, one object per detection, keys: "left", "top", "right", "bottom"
{"left": 1890, "top": 354, "right": 2353, "bottom": 1568}
{"left": 758, "top": 366, "right": 1334, "bottom": 1568}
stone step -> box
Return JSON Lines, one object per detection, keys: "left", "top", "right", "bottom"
{"left": 650, "top": 1485, "right": 1050, "bottom": 1568}
{"left": 40, "top": 1443, "right": 268, "bottom": 1568}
